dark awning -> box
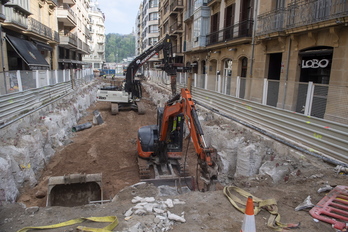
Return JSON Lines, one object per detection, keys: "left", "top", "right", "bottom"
{"left": 34, "top": 41, "right": 53, "bottom": 51}
{"left": 5, "top": 35, "right": 49, "bottom": 68}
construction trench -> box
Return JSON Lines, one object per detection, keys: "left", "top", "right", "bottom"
{"left": 0, "top": 77, "right": 347, "bottom": 232}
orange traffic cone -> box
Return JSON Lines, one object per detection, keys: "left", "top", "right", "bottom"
{"left": 240, "top": 196, "right": 256, "bottom": 232}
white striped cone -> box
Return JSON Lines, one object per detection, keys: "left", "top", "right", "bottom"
{"left": 240, "top": 196, "right": 256, "bottom": 232}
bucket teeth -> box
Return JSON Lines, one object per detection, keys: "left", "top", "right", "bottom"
{"left": 179, "top": 162, "right": 190, "bottom": 177}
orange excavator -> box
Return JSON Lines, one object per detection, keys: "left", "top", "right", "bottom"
{"left": 137, "top": 88, "right": 219, "bottom": 191}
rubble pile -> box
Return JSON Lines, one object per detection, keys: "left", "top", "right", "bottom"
{"left": 122, "top": 196, "right": 186, "bottom": 232}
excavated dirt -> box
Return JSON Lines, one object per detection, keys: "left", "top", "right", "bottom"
{"left": 0, "top": 83, "right": 347, "bottom": 232}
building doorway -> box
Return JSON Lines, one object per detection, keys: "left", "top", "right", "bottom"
{"left": 267, "top": 53, "right": 282, "bottom": 107}
{"left": 295, "top": 46, "right": 332, "bottom": 118}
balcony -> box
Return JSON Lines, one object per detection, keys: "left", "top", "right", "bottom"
{"left": 3, "top": 12, "right": 29, "bottom": 30}
{"left": 206, "top": 20, "right": 253, "bottom": 46}
{"left": 169, "top": 21, "right": 183, "bottom": 34}
{"left": 184, "top": 7, "right": 194, "bottom": 22}
{"left": 5, "top": 1, "right": 31, "bottom": 16}
{"left": 57, "top": 4, "right": 77, "bottom": 27}
{"left": 62, "top": 0, "right": 76, "bottom": 5}
{"left": 53, "top": 31, "right": 59, "bottom": 42}
{"left": 59, "top": 31, "right": 77, "bottom": 48}
{"left": 170, "top": 0, "right": 183, "bottom": 13}
{"left": 26, "top": 18, "right": 53, "bottom": 40}
{"left": 84, "top": 25, "right": 91, "bottom": 38}
{"left": 77, "top": 38, "right": 89, "bottom": 54}
{"left": 47, "top": 0, "right": 58, "bottom": 7}
{"left": 207, "top": 0, "right": 221, "bottom": 7}
{"left": 257, "top": 0, "right": 348, "bottom": 37}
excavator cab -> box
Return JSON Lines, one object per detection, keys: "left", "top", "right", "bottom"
{"left": 137, "top": 109, "right": 184, "bottom": 160}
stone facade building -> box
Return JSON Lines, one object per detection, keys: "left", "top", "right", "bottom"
{"left": 180, "top": 0, "right": 348, "bottom": 124}
{"left": 1, "top": 0, "right": 59, "bottom": 70}
{"left": 83, "top": 0, "right": 105, "bottom": 70}
{"left": 135, "top": 0, "right": 160, "bottom": 72}
{"left": 57, "top": 0, "right": 91, "bottom": 70}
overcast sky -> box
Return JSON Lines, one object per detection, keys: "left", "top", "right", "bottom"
{"left": 96, "top": 0, "right": 142, "bottom": 35}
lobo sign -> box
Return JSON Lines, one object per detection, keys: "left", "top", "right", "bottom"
{"left": 302, "top": 59, "right": 329, "bottom": 68}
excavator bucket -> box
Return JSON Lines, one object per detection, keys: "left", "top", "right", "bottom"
{"left": 137, "top": 157, "right": 195, "bottom": 192}
{"left": 46, "top": 173, "right": 103, "bottom": 207}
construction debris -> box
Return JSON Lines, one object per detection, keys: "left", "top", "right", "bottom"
{"left": 72, "top": 122, "right": 92, "bottom": 132}
{"left": 122, "top": 196, "right": 186, "bottom": 232}
{"left": 295, "top": 196, "right": 314, "bottom": 211}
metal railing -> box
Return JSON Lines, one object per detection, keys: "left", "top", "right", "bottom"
{"left": 206, "top": 20, "right": 253, "bottom": 46}
{"left": 257, "top": 0, "right": 348, "bottom": 36}
{"left": 170, "top": 0, "right": 183, "bottom": 11}
{"left": 191, "top": 87, "right": 348, "bottom": 165}
{"left": 148, "top": 70, "right": 348, "bottom": 165}
{"left": 27, "top": 18, "right": 59, "bottom": 41}
{"left": 169, "top": 21, "right": 183, "bottom": 33}
{"left": 0, "top": 69, "right": 94, "bottom": 126}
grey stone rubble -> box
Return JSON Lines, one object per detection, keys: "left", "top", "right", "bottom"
{"left": 121, "top": 195, "right": 186, "bottom": 232}
{"left": 142, "top": 82, "right": 314, "bottom": 186}
{"left": 0, "top": 82, "right": 99, "bottom": 203}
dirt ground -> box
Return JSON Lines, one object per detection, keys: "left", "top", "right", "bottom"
{"left": 0, "top": 81, "right": 347, "bottom": 232}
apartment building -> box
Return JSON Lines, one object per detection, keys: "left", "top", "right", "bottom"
{"left": 182, "top": 0, "right": 348, "bottom": 124}
{"left": 256, "top": 0, "right": 348, "bottom": 123}
{"left": 57, "top": 0, "right": 90, "bottom": 70}
{"left": 1, "top": 0, "right": 59, "bottom": 70}
{"left": 135, "top": 3, "right": 143, "bottom": 57}
{"left": 83, "top": 0, "right": 105, "bottom": 70}
{"left": 139, "top": 0, "right": 160, "bottom": 70}
{"left": 158, "top": 0, "right": 184, "bottom": 64}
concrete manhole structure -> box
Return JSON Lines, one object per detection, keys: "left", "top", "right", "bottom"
{"left": 46, "top": 173, "right": 103, "bottom": 207}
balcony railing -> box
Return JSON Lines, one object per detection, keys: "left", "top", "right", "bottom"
{"left": 27, "top": 18, "right": 53, "bottom": 39}
{"left": 59, "top": 32, "right": 77, "bottom": 47}
{"left": 257, "top": 0, "right": 348, "bottom": 36}
{"left": 184, "top": 7, "right": 194, "bottom": 21}
{"left": 47, "top": 0, "right": 58, "bottom": 6}
{"left": 57, "top": 3, "right": 77, "bottom": 26}
{"left": 169, "top": 21, "right": 183, "bottom": 34}
{"left": 53, "top": 31, "right": 59, "bottom": 42}
{"left": 206, "top": 20, "right": 253, "bottom": 46}
{"left": 170, "top": 0, "right": 183, "bottom": 12}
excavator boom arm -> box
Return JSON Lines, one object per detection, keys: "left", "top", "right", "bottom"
{"left": 124, "top": 34, "right": 176, "bottom": 97}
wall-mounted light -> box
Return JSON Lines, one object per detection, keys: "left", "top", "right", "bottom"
{"left": 228, "top": 48, "right": 237, "bottom": 51}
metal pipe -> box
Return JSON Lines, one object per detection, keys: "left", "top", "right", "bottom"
{"left": 0, "top": 25, "right": 7, "bottom": 94}
{"left": 282, "top": 37, "right": 292, "bottom": 109}
{"left": 249, "top": 0, "right": 259, "bottom": 78}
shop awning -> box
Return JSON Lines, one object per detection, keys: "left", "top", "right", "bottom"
{"left": 34, "top": 41, "right": 53, "bottom": 51}
{"left": 5, "top": 35, "right": 49, "bottom": 68}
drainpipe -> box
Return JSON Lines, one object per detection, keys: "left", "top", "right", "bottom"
{"left": 249, "top": 0, "right": 258, "bottom": 78}
{"left": 282, "top": 37, "right": 292, "bottom": 109}
{"left": 0, "top": 24, "right": 6, "bottom": 94}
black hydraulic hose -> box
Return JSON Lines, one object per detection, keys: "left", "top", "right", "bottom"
{"left": 195, "top": 100, "right": 348, "bottom": 168}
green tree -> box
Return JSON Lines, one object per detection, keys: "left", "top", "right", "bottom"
{"left": 105, "top": 33, "right": 135, "bottom": 63}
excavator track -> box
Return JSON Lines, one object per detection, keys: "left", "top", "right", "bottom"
{"left": 137, "top": 156, "right": 153, "bottom": 180}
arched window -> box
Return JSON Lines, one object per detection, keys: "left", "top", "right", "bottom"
{"left": 241, "top": 57, "right": 247, "bottom": 77}
{"left": 224, "top": 59, "right": 232, "bottom": 77}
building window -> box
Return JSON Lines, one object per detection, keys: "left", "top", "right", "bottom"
{"left": 149, "top": 0, "right": 158, "bottom": 8}
{"left": 149, "top": 12, "right": 158, "bottom": 21}
{"left": 149, "top": 25, "right": 158, "bottom": 33}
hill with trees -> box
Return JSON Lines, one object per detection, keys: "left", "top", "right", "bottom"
{"left": 105, "top": 34, "right": 136, "bottom": 62}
